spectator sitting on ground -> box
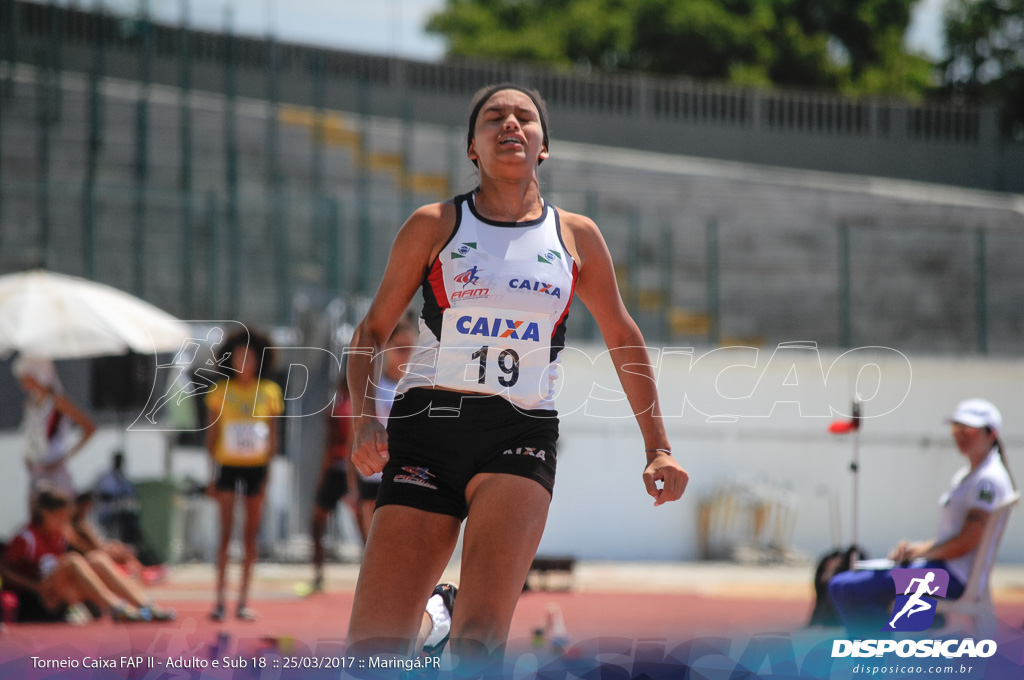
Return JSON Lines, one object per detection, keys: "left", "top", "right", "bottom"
{"left": 0, "top": 487, "right": 174, "bottom": 624}
{"left": 69, "top": 492, "right": 166, "bottom": 585}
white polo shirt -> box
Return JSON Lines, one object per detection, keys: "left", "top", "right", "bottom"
{"left": 936, "top": 448, "right": 1014, "bottom": 584}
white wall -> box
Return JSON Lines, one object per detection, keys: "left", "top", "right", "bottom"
{"left": 539, "top": 345, "right": 1024, "bottom": 563}
{"left": 2, "top": 346, "right": 1021, "bottom": 565}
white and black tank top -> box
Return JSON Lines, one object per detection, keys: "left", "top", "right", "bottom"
{"left": 396, "top": 192, "right": 578, "bottom": 411}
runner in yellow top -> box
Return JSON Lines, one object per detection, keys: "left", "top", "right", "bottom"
{"left": 204, "top": 330, "right": 283, "bottom": 622}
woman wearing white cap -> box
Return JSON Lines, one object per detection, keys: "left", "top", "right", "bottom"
{"left": 828, "top": 398, "right": 1014, "bottom": 633}
{"left": 13, "top": 356, "right": 96, "bottom": 508}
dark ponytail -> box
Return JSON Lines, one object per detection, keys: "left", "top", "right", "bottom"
{"left": 988, "top": 427, "right": 1015, "bottom": 490}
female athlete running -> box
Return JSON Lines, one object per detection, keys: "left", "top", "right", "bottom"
{"left": 346, "top": 84, "right": 689, "bottom": 671}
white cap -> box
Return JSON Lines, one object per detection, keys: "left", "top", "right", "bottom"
{"left": 948, "top": 398, "right": 1002, "bottom": 434}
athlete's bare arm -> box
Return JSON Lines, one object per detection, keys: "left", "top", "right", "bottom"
{"left": 559, "top": 209, "right": 689, "bottom": 506}
{"left": 348, "top": 201, "right": 456, "bottom": 478}
{"left": 891, "top": 508, "right": 989, "bottom": 562}
{"left": 261, "top": 408, "right": 278, "bottom": 498}
{"left": 917, "top": 508, "right": 990, "bottom": 561}
{"left": 52, "top": 391, "right": 97, "bottom": 462}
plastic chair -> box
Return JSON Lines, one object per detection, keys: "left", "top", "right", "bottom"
{"left": 935, "top": 490, "right": 1020, "bottom": 636}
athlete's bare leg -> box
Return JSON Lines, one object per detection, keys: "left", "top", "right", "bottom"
{"left": 357, "top": 498, "right": 375, "bottom": 543}
{"left": 450, "top": 473, "right": 551, "bottom": 672}
{"left": 238, "top": 492, "right": 265, "bottom": 615}
{"left": 311, "top": 504, "right": 330, "bottom": 587}
{"left": 213, "top": 490, "right": 235, "bottom": 613}
{"left": 84, "top": 550, "right": 149, "bottom": 607}
{"left": 47, "top": 553, "right": 127, "bottom": 611}
{"left": 347, "top": 506, "right": 461, "bottom": 656}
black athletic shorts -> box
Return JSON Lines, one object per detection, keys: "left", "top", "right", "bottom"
{"left": 376, "top": 387, "right": 558, "bottom": 519}
{"left": 314, "top": 467, "right": 349, "bottom": 510}
{"left": 357, "top": 477, "right": 382, "bottom": 502}
{"left": 13, "top": 589, "right": 67, "bottom": 623}
{"left": 215, "top": 465, "right": 268, "bottom": 497}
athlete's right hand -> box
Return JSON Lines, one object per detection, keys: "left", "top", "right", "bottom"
{"left": 352, "top": 418, "right": 390, "bottom": 476}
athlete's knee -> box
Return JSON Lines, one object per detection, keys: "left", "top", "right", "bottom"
{"left": 61, "top": 552, "right": 89, "bottom": 571}
{"left": 243, "top": 524, "right": 260, "bottom": 543}
{"left": 85, "top": 550, "right": 112, "bottom": 568}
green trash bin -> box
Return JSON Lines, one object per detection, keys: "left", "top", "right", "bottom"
{"left": 134, "top": 479, "right": 181, "bottom": 565}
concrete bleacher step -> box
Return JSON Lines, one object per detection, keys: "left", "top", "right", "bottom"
{"left": 3, "top": 65, "right": 1021, "bottom": 350}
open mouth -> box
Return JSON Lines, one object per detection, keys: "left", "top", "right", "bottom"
{"left": 499, "top": 135, "right": 525, "bottom": 146}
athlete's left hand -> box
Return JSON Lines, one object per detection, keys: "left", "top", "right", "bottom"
{"left": 643, "top": 453, "right": 689, "bottom": 506}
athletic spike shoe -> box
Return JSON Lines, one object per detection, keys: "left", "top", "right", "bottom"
{"left": 421, "top": 583, "right": 458, "bottom": 658}
{"left": 236, "top": 605, "right": 258, "bottom": 621}
{"left": 65, "top": 602, "right": 92, "bottom": 626}
{"left": 110, "top": 603, "right": 144, "bottom": 623}
{"left": 140, "top": 604, "right": 177, "bottom": 622}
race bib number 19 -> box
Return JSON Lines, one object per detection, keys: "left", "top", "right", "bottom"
{"left": 435, "top": 306, "right": 552, "bottom": 408}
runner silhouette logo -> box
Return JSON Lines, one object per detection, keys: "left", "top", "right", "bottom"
{"left": 886, "top": 568, "right": 950, "bottom": 632}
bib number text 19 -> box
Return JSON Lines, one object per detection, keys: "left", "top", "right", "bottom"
{"left": 469, "top": 345, "right": 520, "bottom": 387}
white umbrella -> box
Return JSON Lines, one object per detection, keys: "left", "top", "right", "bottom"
{"left": 0, "top": 269, "right": 192, "bottom": 359}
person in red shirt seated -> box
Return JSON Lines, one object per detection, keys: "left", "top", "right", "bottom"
{"left": 0, "top": 487, "right": 173, "bottom": 623}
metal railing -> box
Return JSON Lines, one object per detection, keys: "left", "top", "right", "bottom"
{"left": 2, "top": 0, "right": 995, "bottom": 147}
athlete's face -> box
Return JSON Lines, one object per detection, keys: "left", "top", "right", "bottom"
{"left": 951, "top": 421, "right": 993, "bottom": 458}
{"left": 233, "top": 346, "right": 257, "bottom": 380}
{"left": 41, "top": 506, "right": 71, "bottom": 533}
{"left": 468, "top": 89, "right": 548, "bottom": 172}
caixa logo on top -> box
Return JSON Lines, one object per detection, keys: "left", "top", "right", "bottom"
{"left": 508, "top": 277, "right": 563, "bottom": 298}
{"left": 832, "top": 567, "right": 998, "bottom": 659}
{"left": 455, "top": 315, "right": 542, "bottom": 342}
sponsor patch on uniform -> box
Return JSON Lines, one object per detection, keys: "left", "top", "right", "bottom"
{"left": 450, "top": 288, "right": 490, "bottom": 300}
{"left": 455, "top": 315, "right": 541, "bottom": 341}
{"left": 393, "top": 466, "right": 439, "bottom": 490}
{"left": 503, "top": 447, "right": 546, "bottom": 460}
{"left": 451, "top": 242, "right": 478, "bottom": 259}
{"left": 537, "top": 249, "right": 561, "bottom": 264}
{"left": 508, "top": 278, "right": 561, "bottom": 298}
{"left": 454, "top": 265, "right": 483, "bottom": 288}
